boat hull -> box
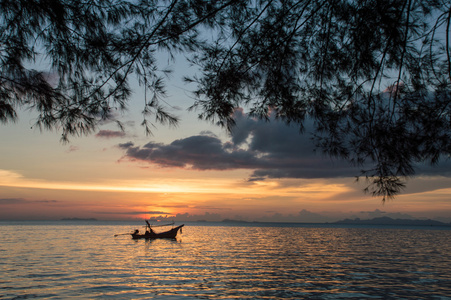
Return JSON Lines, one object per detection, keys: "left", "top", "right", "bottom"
{"left": 131, "top": 224, "right": 184, "bottom": 239}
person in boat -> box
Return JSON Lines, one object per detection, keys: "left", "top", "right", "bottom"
{"left": 145, "top": 227, "right": 155, "bottom": 236}
{"left": 133, "top": 229, "right": 139, "bottom": 234}
{"left": 145, "top": 220, "right": 155, "bottom": 236}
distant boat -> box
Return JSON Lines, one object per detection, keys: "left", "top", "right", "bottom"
{"left": 131, "top": 221, "right": 184, "bottom": 239}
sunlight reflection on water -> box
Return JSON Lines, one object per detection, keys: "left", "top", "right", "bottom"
{"left": 1, "top": 222, "right": 450, "bottom": 299}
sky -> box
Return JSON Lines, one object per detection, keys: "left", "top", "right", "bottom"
{"left": 1, "top": 56, "right": 451, "bottom": 223}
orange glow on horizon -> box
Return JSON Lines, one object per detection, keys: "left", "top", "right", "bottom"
{"left": 0, "top": 169, "right": 352, "bottom": 199}
{"left": 3, "top": 168, "right": 451, "bottom": 222}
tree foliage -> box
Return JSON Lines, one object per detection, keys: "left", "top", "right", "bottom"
{"left": 1, "top": 0, "right": 231, "bottom": 138}
{"left": 1, "top": 0, "right": 450, "bottom": 200}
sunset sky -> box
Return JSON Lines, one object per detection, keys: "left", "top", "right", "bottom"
{"left": 1, "top": 55, "right": 451, "bottom": 223}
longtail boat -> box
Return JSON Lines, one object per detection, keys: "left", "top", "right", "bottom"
{"left": 131, "top": 221, "right": 184, "bottom": 239}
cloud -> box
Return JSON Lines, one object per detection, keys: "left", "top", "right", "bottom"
{"left": 118, "top": 110, "right": 359, "bottom": 179}
{"left": 0, "top": 198, "right": 27, "bottom": 205}
{"left": 119, "top": 135, "right": 260, "bottom": 170}
{"left": 95, "top": 130, "right": 126, "bottom": 139}
{"left": 118, "top": 141, "right": 135, "bottom": 148}
{"left": 415, "top": 161, "right": 451, "bottom": 177}
{"left": 0, "top": 198, "right": 59, "bottom": 205}
{"left": 96, "top": 210, "right": 171, "bottom": 215}
{"left": 34, "top": 200, "right": 59, "bottom": 203}
{"left": 153, "top": 203, "right": 226, "bottom": 210}
{"left": 118, "top": 109, "right": 450, "bottom": 180}
{"left": 66, "top": 145, "right": 79, "bottom": 153}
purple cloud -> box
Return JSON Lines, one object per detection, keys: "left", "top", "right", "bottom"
{"left": 0, "top": 198, "right": 59, "bottom": 205}
{"left": 119, "top": 135, "right": 261, "bottom": 170}
{"left": 118, "top": 110, "right": 360, "bottom": 178}
{"left": 118, "top": 109, "right": 451, "bottom": 179}
{"left": 66, "top": 145, "right": 79, "bottom": 153}
{"left": 96, "top": 130, "right": 126, "bottom": 139}
{"left": 0, "top": 198, "right": 27, "bottom": 205}
{"left": 96, "top": 210, "right": 171, "bottom": 215}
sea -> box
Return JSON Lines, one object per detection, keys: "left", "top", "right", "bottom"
{"left": 1, "top": 221, "right": 450, "bottom": 299}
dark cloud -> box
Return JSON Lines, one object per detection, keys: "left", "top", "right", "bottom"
{"left": 0, "top": 198, "right": 27, "bottom": 205}
{"left": 36, "top": 200, "right": 59, "bottom": 203}
{"left": 96, "top": 210, "right": 170, "bottom": 215}
{"left": 118, "top": 109, "right": 449, "bottom": 179}
{"left": 118, "top": 141, "right": 135, "bottom": 148}
{"left": 0, "top": 198, "right": 59, "bottom": 205}
{"left": 95, "top": 130, "right": 126, "bottom": 139}
{"left": 119, "top": 134, "right": 261, "bottom": 170}
{"left": 414, "top": 160, "right": 451, "bottom": 176}
{"left": 117, "top": 111, "right": 361, "bottom": 178}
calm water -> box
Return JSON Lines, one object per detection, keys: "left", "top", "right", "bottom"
{"left": 1, "top": 221, "right": 450, "bottom": 299}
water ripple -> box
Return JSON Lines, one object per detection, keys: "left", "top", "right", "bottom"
{"left": 1, "top": 223, "right": 450, "bottom": 299}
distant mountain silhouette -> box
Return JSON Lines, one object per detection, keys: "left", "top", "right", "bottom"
{"left": 222, "top": 219, "right": 249, "bottom": 223}
{"left": 61, "top": 217, "right": 97, "bottom": 221}
{"left": 334, "top": 216, "right": 449, "bottom": 226}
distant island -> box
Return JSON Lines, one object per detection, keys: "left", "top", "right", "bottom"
{"left": 222, "top": 219, "right": 249, "bottom": 223}
{"left": 60, "top": 218, "right": 98, "bottom": 221}
{"left": 206, "top": 217, "right": 451, "bottom": 226}
{"left": 334, "top": 216, "right": 450, "bottom": 226}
